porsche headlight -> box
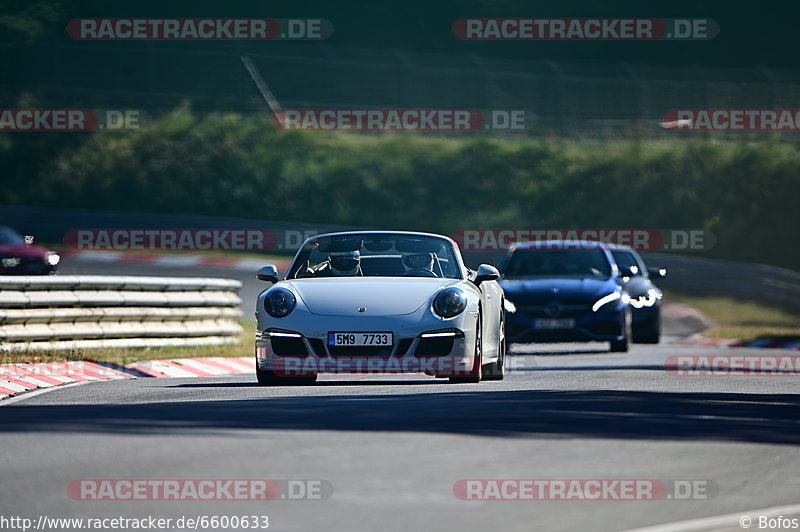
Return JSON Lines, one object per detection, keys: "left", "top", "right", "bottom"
{"left": 433, "top": 288, "right": 467, "bottom": 319}
{"left": 264, "top": 288, "right": 296, "bottom": 318}
{"left": 592, "top": 291, "right": 629, "bottom": 312}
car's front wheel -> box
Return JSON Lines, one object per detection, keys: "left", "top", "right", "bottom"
{"left": 450, "top": 310, "right": 483, "bottom": 384}
{"left": 634, "top": 312, "right": 661, "bottom": 344}
{"left": 256, "top": 365, "right": 317, "bottom": 386}
{"left": 483, "top": 309, "right": 506, "bottom": 381}
{"left": 609, "top": 309, "right": 632, "bottom": 352}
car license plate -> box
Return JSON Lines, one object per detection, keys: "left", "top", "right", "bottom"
{"left": 535, "top": 318, "right": 576, "bottom": 330}
{"left": 328, "top": 332, "right": 393, "bottom": 347}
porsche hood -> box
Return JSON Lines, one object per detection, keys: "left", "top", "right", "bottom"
{"left": 286, "top": 277, "right": 457, "bottom": 316}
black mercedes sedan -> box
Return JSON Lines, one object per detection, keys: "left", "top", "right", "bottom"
{"left": 607, "top": 244, "right": 666, "bottom": 344}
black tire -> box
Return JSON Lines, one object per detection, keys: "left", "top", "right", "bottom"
{"left": 610, "top": 310, "right": 632, "bottom": 353}
{"left": 256, "top": 365, "right": 317, "bottom": 386}
{"left": 634, "top": 313, "right": 661, "bottom": 344}
{"left": 450, "top": 310, "right": 482, "bottom": 384}
{"left": 483, "top": 309, "right": 506, "bottom": 381}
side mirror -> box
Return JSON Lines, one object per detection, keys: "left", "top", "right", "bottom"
{"left": 474, "top": 264, "right": 500, "bottom": 286}
{"left": 647, "top": 267, "right": 667, "bottom": 278}
{"left": 619, "top": 265, "right": 638, "bottom": 278}
{"left": 257, "top": 265, "right": 280, "bottom": 283}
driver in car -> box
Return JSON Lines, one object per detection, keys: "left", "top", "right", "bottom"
{"left": 401, "top": 252, "right": 436, "bottom": 276}
{"left": 315, "top": 250, "right": 362, "bottom": 277}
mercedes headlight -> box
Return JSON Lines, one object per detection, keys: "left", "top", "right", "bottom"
{"left": 629, "top": 289, "right": 660, "bottom": 309}
{"left": 264, "top": 288, "right": 296, "bottom": 318}
{"left": 433, "top": 288, "right": 467, "bottom": 319}
{"left": 592, "top": 291, "right": 629, "bottom": 312}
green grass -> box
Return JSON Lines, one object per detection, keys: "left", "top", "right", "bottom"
{"left": 664, "top": 291, "right": 800, "bottom": 340}
{"left": 0, "top": 321, "right": 255, "bottom": 367}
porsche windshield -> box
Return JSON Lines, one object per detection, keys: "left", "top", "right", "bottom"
{"left": 288, "top": 233, "right": 462, "bottom": 279}
{"left": 503, "top": 248, "right": 612, "bottom": 279}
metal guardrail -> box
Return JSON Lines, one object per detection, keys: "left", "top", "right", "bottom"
{"left": 641, "top": 253, "right": 800, "bottom": 313}
{"left": 0, "top": 276, "right": 244, "bottom": 350}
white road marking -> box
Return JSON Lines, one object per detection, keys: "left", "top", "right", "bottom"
{"left": 0, "top": 380, "right": 92, "bottom": 406}
{"left": 626, "top": 503, "right": 800, "bottom": 531}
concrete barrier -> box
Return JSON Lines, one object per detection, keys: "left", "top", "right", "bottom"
{"left": 0, "top": 276, "right": 243, "bottom": 350}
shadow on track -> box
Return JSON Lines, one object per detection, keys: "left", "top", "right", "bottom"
{"left": 510, "top": 346, "right": 612, "bottom": 356}
{"left": 170, "top": 379, "right": 443, "bottom": 388}
{"left": 2, "top": 389, "right": 799, "bottom": 444}
{"left": 507, "top": 364, "right": 800, "bottom": 375}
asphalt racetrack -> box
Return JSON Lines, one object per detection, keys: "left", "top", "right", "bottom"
{"left": 1, "top": 256, "right": 798, "bottom": 531}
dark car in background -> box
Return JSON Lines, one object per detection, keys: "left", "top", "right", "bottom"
{"left": 0, "top": 226, "right": 60, "bottom": 275}
{"left": 607, "top": 244, "right": 666, "bottom": 344}
{"left": 499, "top": 240, "right": 632, "bottom": 352}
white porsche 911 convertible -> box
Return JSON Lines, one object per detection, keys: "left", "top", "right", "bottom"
{"left": 254, "top": 231, "right": 506, "bottom": 385}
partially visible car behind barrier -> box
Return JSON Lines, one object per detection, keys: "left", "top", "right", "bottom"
{"left": 0, "top": 226, "right": 60, "bottom": 275}
{"left": 0, "top": 276, "right": 243, "bottom": 350}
